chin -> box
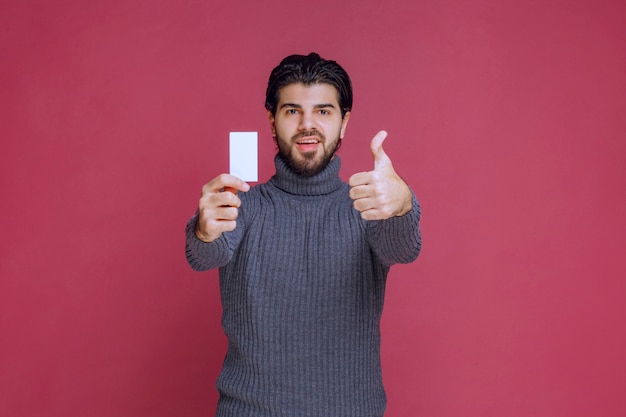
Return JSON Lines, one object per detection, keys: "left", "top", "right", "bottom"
{"left": 286, "top": 153, "right": 331, "bottom": 177}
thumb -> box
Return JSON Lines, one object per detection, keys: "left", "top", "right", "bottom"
{"left": 370, "top": 130, "right": 391, "bottom": 170}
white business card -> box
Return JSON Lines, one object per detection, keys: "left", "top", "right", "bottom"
{"left": 229, "top": 132, "right": 258, "bottom": 182}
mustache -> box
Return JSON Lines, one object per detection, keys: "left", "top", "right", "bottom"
{"left": 291, "top": 130, "right": 325, "bottom": 141}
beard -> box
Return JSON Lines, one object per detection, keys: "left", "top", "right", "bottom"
{"left": 275, "top": 130, "right": 342, "bottom": 177}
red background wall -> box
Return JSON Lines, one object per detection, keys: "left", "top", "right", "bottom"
{"left": 2, "top": 1, "right": 625, "bottom": 416}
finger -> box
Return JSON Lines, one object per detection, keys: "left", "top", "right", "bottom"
{"left": 202, "top": 189, "right": 242, "bottom": 209}
{"left": 195, "top": 214, "right": 238, "bottom": 242}
{"left": 218, "top": 220, "right": 237, "bottom": 233}
{"left": 352, "top": 197, "right": 374, "bottom": 213}
{"left": 205, "top": 174, "right": 251, "bottom": 194}
{"left": 198, "top": 204, "right": 238, "bottom": 223}
{"left": 348, "top": 172, "right": 371, "bottom": 187}
{"left": 222, "top": 174, "right": 250, "bottom": 192}
{"left": 204, "top": 218, "right": 238, "bottom": 234}
{"left": 349, "top": 184, "right": 371, "bottom": 201}
{"left": 213, "top": 206, "right": 239, "bottom": 221}
{"left": 358, "top": 209, "right": 385, "bottom": 221}
{"left": 370, "top": 130, "right": 391, "bottom": 171}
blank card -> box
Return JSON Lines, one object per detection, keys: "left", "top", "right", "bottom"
{"left": 229, "top": 132, "right": 258, "bottom": 182}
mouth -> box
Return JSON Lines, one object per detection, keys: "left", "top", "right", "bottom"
{"left": 295, "top": 135, "right": 321, "bottom": 153}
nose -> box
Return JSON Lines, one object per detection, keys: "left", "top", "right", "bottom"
{"left": 298, "top": 111, "right": 315, "bottom": 131}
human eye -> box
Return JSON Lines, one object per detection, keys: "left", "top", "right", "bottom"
{"left": 286, "top": 108, "right": 299, "bottom": 115}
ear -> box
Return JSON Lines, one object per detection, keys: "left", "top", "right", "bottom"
{"left": 267, "top": 110, "right": 276, "bottom": 137}
{"left": 339, "top": 111, "right": 351, "bottom": 139}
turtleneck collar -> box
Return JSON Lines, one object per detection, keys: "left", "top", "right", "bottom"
{"left": 269, "top": 154, "right": 344, "bottom": 196}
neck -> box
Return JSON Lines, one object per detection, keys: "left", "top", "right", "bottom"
{"left": 270, "top": 154, "right": 344, "bottom": 196}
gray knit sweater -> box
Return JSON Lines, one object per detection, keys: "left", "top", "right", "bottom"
{"left": 185, "top": 155, "right": 421, "bottom": 417}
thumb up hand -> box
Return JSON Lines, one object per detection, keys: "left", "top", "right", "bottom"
{"left": 348, "top": 131, "right": 413, "bottom": 220}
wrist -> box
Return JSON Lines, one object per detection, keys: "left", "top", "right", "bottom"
{"left": 195, "top": 225, "right": 218, "bottom": 243}
{"left": 395, "top": 186, "right": 413, "bottom": 217}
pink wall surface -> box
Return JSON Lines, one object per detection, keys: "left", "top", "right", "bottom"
{"left": 2, "top": 1, "right": 625, "bottom": 416}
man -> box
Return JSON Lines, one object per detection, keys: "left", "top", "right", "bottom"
{"left": 186, "top": 53, "right": 422, "bottom": 417}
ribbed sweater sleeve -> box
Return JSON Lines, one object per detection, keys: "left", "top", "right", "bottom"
{"left": 185, "top": 212, "right": 246, "bottom": 271}
{"left": 366, "top": 191, "right": 422, "bottom": 267}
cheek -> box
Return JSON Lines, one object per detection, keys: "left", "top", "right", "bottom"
{"left": 325, "top": 121, "right": 344, "bottom": 138}
{"left": 274, "top": 118, "right": 296, "bottom": 135}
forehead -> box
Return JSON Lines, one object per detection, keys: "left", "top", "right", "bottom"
{"left": 277, "top": 82, "right": 340, "bottom": 106}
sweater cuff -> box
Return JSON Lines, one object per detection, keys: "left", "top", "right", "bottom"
{"left": 367, "top": 191, "right": 422, "bottom": 265}
{"left": 185, "top": 214, "right": 232, "bottom": 271}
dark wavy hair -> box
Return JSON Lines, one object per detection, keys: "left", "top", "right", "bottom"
{"left": 265, "top": 53, "right": 353, "bottom": 118}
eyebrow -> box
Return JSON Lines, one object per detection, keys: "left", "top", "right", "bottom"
{"left": 279, "top": 103, "right": 337, "bottom": 110}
